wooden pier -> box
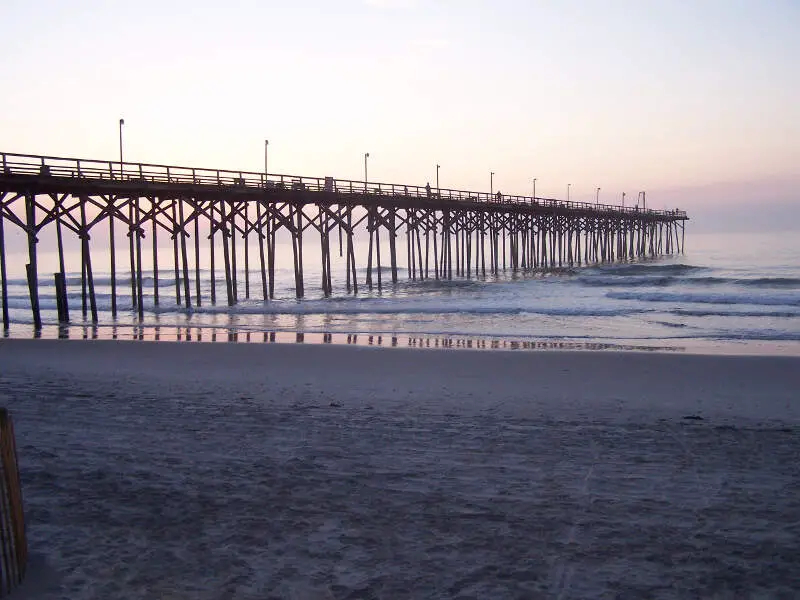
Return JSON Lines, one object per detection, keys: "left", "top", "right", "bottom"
{"left": 0, "top": 151, "right": 688, "bottom": 329}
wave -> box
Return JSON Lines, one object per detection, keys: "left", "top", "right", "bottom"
{"left": 152, "top": 301, "right": 645, "bottom": 319}
{"left": 607, "top": 290, "right": 800, "bottom": 307}
{"left": 579, "top": 273, "right": 800, "bottom": 290}
{"left": 671, "top": 308, "right": 800, "bottom": 318}
{"left": 593, "top": 263, "right": 706, "bottom": 276}
{"left": 712, "top": 330, "right": 800, "bottom": 342}
{"left": 578, "top": 276, "right": 675, "bottom": 287}
{"left": 685, "top": 276, "right": 800, "bottom": 289}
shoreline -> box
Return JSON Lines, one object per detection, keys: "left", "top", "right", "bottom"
{"left": 3, "top": 321, "right": 800, "bottom": 357}
{"left": 3, "top": 337, "right": 800, "bottom": 426}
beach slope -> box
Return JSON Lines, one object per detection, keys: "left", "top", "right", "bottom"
{"left": 1, "top": 340, "right": 799, "bottom": 598}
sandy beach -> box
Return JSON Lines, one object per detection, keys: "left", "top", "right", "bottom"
{"left": 2, "top": 339, "right": 800, "bottom": 598}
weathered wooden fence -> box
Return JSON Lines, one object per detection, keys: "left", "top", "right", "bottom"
{"left": 0, "top": 409, "right": 26, "bottom": 596}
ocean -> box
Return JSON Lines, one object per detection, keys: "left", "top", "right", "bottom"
{"left": 2, "top": 230, "right": 799, "bottom": 355}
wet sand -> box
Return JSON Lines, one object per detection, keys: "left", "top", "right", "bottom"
{"left": 2, "top": 339, "right": 799, "bottom": 598}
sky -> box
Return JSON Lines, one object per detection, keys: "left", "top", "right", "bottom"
{"left": 1, "top": 0, "right": 798, "bottom": 229}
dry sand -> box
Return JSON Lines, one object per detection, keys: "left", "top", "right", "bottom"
{"left": 1, "top": 339, "right": 799, "bottom": 598}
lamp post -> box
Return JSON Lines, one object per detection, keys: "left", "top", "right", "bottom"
{"left": 364, "top": 152, "right": 370, "bottom": 190}
{"left": 436, "top": 163, "right": 440, "bottom": 196}
{"left": 622, "top": 191, "right": 626, "bottom": 209}
{"left": 596, "top": 187, "right": 601, "bottom": 206}
{"left": 264, "top": 140, "right": 269, "bottom": 183}
{"left": 490, "top": 171, "right": 494, "bottom": 196}
{"left": 567, "top": 183, "right": 571, "bottom": 202}
{"left": 532, "top": 177, "right": 537, "bottom": 201}
{"left": 118, "top": 118, "right": 125, "bottom": 179}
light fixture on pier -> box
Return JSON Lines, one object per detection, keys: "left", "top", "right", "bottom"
{"left": 596, "top": 187, "right": 601, "bottom": 206}
{"left": 364, "top": 153, "right": 370, "bottom": 189}
{"left": 490, "top": 171, "right": 495, "bottom": 196}
{"left": 118, "top": 118, "right": 125, "bottom": 179}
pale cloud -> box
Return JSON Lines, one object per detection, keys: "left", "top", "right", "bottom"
{"left": 364, "top": 0, "right": 419, "bottom": 8}
{"left": 412, "top": 37, "right": 450, "bottom": 48}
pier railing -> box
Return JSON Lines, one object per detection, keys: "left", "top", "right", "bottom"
{"left": 1, "top": 151, "right": 686, "bottom": 219}
{"left": 0, "top": 409, "right": 26, "bottom": 596}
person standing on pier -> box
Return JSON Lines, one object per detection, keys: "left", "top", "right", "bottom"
{"left": 426, "top": 182, "right": 432, "bottom": 198}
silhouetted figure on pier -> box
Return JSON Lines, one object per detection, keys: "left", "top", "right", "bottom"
{"left": 496, "top": 191, "right": 502, "bottom": 203}
{"left": 426, "top": 182, "right": 431, "bottom": 198}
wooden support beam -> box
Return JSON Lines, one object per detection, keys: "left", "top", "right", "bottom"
{"left": 243, "top": 200, "right": 250, "bottom": 299}
{"left": 220, "top": 201, "right": 234, "bottom": 307}
{"left": 230, "top": 203, "right": 238, "bottom": 303}
{"left": 171, "top": 201, "right": 181, "bottom": 305}
{"left": 0, "top": 196, "right": 8, "bottom": 330}
{"left": 388, "top": 207, "right": 398, "bottom": 284}
{"left": 256, "top": 200, "right": 267, "bottom": 301}
{"left": 194, "top": 201, "right": 202, "bottom": 306}
{"left": 128, "top": 198, "right": 137, "bottom": 309}
{"left": 108, "top": 195, "right": 117, "bottom": 316}
{"left": 209, "top": 200, "right": 216, "bottom": 304}
{"left": 79, "top": 197, "right": 98, "bottom": 323}
{"left": 25, "top": 193, "right": 41, "bottom": 330}
{"left": 152, "top": 198, "right": 160, "bottom": 306}
{"left": 135, "top": 197, "right": 144, "bottom": 319}
{"left": 178, "top": 198, "right": 191, "bottom": 309}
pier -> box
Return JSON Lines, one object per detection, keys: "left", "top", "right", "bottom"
{"left": 0, "top": 151, "right": 687, "bottom": 329}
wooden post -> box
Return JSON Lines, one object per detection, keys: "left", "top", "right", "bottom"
{"left": 152, "top": 198, "right": 160, "bottom": 306}
{"left": 425, "top": 213, "right": 431, "bottom": 279}
{"left": 388, "top": 207, "right": 398, "bottom": 284}
{"left": 267, "top": 205, "right": 276, "bottom": 299}
{"left": 171, "top": 201, "right": 181, "bottom": 305}
{"left": 108, "top": 195, "right": 117, "bottom": 316}
{"left": 79, "top": 198, "right": 98, "bottom": 323}
{"left": 54, "top": 273, "right": 65, "bottom": 323}
{"left": 244, "top": 200, "right": 250, "bottom": 299}
{"left": 25, "top": 193, "right": 41, "bottom": 330}
{"left": 210, "top": 200, "right": 216, "bottom": 304}
{"left": 220, "top": 201, "right": 234, "bottom": 306}
{"left": 128, "top": 198, "right": 137, "bottom": 308}
{"left": 135, "top": 197, "right": 144, "bottom": 319}
{"left": 415, "top": 215, "right": 423, "bottom": 282}
{"left": 55, "top": 197, "right": 68, "bottom": 320}
{"left": 375, "top": 210, "right": 383, "bottom": 288}
{"left": 366, "top": 207, "right": 374, "bottom": 288}
{"left": 480, "top": 212, "right": 486, "bottom": 276}
{"left": 319, "top": 205, "right": 329, "bottom": 296}
{"left": 231, "top": 203, "right": 238, "bottom": 303}
{"left": 257, "top": 200, "right": 267, "bottom": 301}
{"left": 178, "top": 199, "right": 191, "bottom": 309}
{"left": 295, "top": 203, "right": 304, "bottom": 298}
{"left": 346, "top": 205, "right": 357, "bottom": 294}
{"left": 432, "top": 212, "right": 439, "bottom": 280}
{"left": 406, "top": 211, "right": 413, "bottom": 280}
{"left": 0, "top": 409, "right": 28, "bottom": 595}
{"left": 502, "top": 226, "right": 506, "bottom": 270}
{"left": 194, "top": 201, "right": 201, "bottom": 306}
{"left": 53, "top": 275, "right": 67, "bottom": 327}
{"left": 0, "top": 200, "right": 9, "bottom": 330}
